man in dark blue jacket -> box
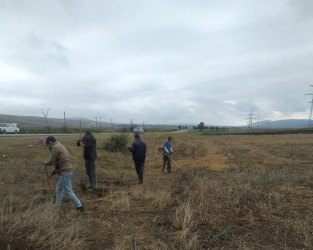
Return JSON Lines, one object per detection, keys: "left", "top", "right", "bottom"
{"left": 77, "top": 131, "right": 97, "bottom": 190}
{"left": 127, "top": 133, "right": 146, "bottom": 184}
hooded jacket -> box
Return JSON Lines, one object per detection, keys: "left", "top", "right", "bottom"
{"left": 77, "top": 134, "right": 97, "bottom": 160}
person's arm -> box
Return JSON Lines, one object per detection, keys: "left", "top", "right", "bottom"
{"left": 128, "top": 142, "right": 136, "bottom": 152}
{"left": 44, "top": 147, "right": 57, "bottom": 166}
{"left": 81, "top": 136, "right": 87, "bottom": 146}
{"left": 50, "top": 168, "right": 58, "bottom": 176}
{"left": 84, "top": 137, "right": 96, "bottom": 149}
{"left": 163, "top": 141, "right": 169, "bottom": 154}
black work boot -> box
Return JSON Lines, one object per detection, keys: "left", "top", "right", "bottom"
{"left": 76, "top": 205, "right": 85, "bottom": 212}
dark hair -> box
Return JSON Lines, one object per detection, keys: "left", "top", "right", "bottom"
{"left": 46, "top": 136, "right": 56, "bottom": 145}
{"left": 85, "top": 130, "right": 92, "bottom": 135}
{"left": 134, "top": 133, "right": 140, "bottom": 139}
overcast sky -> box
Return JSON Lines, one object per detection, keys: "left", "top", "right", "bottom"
{"left": 1, "top": 0, "right": 313, "bottom": 126}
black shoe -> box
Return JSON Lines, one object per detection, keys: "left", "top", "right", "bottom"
{"left": 76, "top": 206, "right": 85, "bottom": 212}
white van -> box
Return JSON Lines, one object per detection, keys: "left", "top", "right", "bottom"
{"left": 133, "top": 127, "right": 144, "bottom": 134}
{"left": 0, "top": 123, "right": 20, "bottom": 134}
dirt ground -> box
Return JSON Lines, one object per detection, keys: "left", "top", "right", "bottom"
{"left": 1, "top": 133, "right": 313, "bottom": 249}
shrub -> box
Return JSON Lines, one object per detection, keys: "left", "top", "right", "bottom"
{"left": 120, "top": 127, "right": 128, "bottom": 133}
{"left": 103, "top": 134, "right": 128, "bottom": 152}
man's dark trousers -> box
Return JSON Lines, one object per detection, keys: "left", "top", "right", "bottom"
{"left": 163, "top": 154, "right": 171, "bottom": 172}
{"left": 85, "top": 159, "right": 97, "bottom": 189}
{"left": 134, "top": 158, "right": 145, "bottom": 184}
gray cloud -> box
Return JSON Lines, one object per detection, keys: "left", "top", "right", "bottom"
{"left": 0, "top": 0, "right": 312, "bottom": 126}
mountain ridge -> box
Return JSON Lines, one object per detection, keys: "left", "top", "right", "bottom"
{"left": 0, "top": 114, "right": 310, "bottom": 128}
{"left": 0, "top": 114, "right": 104, "bottom": 128}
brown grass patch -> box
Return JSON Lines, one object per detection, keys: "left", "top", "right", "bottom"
{"left": 1, "top": 133, "right": 313, "bottom": 249}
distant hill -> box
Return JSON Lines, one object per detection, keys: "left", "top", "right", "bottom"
{"left": 0, "top": 114, "right": 311, "bottom": 129}
{"left": 256, "top": 119, "right": 309, "bottom": 128}
{"left": 0, "top": 114, "right": 109, "bottom": 128}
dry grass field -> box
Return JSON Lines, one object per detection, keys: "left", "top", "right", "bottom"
{"left": 1, "top": 132, "right": 313, "bottom": 249}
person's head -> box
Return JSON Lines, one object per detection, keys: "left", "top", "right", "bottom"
{"left": 134, "top": 133, "right": 140, "bottom": 139}
{"left": 45, "top": 136, "right": 56, "bottom": 148}
{"left": 85, "top": 130, "right": 92, "bottom": 139}
{"left": 168, "top": 135, "right": 172, "bottom": 142}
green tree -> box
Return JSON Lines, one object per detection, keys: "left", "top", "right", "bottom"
{"left": 195, "top": 122, "right": 208, "bottom": 130}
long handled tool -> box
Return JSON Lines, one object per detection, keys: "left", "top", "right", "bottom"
{"left": 164, "top": 153, "right": 183, "bottom": 170}
{"left": 44, "top": 165, "right": 53, "bottom": 201}
{"left": 169, "top": 156, "right": 183, "bottom": 170}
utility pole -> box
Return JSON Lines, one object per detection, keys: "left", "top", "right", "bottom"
{"left": 129, "top": 118, "right": 134, "bottom": 132}
{"left": 95, "top": 116, "right": 98, "bottom": 128}
{"left": 99, "top": 116, "right": 102, "bottom": 128}
{"left": 64, "top": 111, "right": 67, "bottom": 128}
{"left": 305, "top": 85, "right": 313, "bottom": 129}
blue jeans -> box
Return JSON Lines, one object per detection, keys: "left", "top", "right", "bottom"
{"left": 85, "top": 159, "right": 97, "bottom": 189}
{"left": 56, "top": 172, "right": 82, "bottom": 207}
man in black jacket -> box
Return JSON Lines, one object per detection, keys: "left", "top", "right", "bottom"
{"left": 77, "top": 131, "right": 97, "bottom": 190}
{"left": 127, "top": 133, "right": 146, "bottom": 184}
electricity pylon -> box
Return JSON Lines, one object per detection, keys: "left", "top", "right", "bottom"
{"left": 246, "top": 112, "right": 256, "bottom": 129}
